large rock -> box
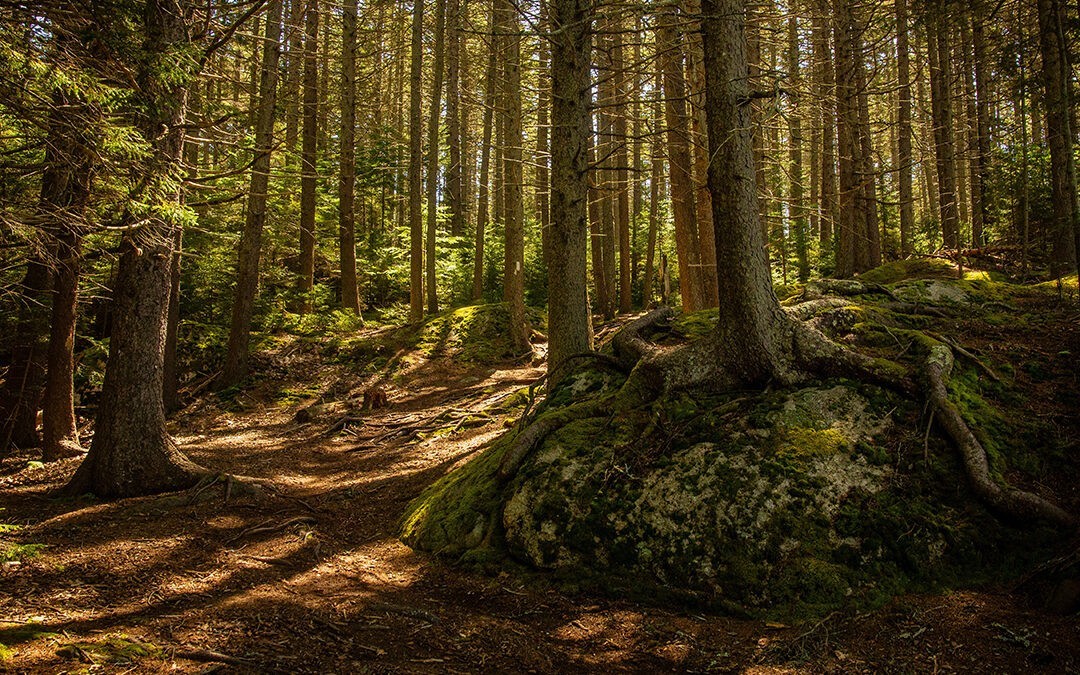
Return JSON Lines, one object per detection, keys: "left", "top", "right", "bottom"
{"left": 501, "top": 385, "right": 901, "bottom": 611}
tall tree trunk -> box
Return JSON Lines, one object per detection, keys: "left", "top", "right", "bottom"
{"left": 834, "top": 0, "right": 859, "bottom": 277}
{"left": 426, "top": 0, "right": 447, "bottom": 314}
{"left": 38, "top": 88, "right": 95, "bottom": 460}
{"left": 702, "top": 0, "right": 792, "bottom": 383}
{"left": 220, "top": 0, "right": 284, "bottom": 388}
{"left": 284, "top": 0, "right": 303, "bottom": 166}
{"left": 340, "top": 0, "right": 360, "bottom": 314}
{"left": 787, "top": 14, "right": 809, "bottom": 282}
{"left": 813, "top": 0, "right": 836, "bottom": 251}
{"left": 408, "top": 0, "right": 425, "bottom": 322}
{"left": 896, "top": 0, "right": 914, "bottom": 257}
{"left": 657, "top": 7, "right": 703, "bottom": 311}
{"left": 1037, "top": 0, "right": 1079, "bottom": 277}
{"left": 65, "top": 0, "right": 205, "bottom": 499}
{"left": 547, "top": 0, "right": 593, "bottom": 386}
{"left": 643, "top": 72, "right": 660, "bottom": 304}
{"left": 298, "top": 0, "right": 319, "bottom": 312}
{"left": 928, "top": 7, "right": 960, "bottom": 250}
{"left": 499, "top": 0, "right": 529, "bottom": 352}
{"left": 613, "top": 28, "right": 632, "bottom": 314}
{"left": 446, "top": 0, "right": 465, "bottom": 238}
{"left": 473, "top": 3, "right": 497, "bottom": 301}
{"left": 0, "top": 256, "right": 50, "bottom": 454}
{"left": 684, "top": 0, "right": 719, "bottom": 307}
{"left": 535, "top": 0, "right": 551, "bottom": 268}
{"left": 972, "top": 5, "right": 992, "bottom": 246}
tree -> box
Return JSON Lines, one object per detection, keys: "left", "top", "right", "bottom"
{"left": 896, "top": 0, "right": 914, "bottom": 257}
{"left": 220, "top": 0, "right": 285, "bottom": 389}
{"left": 546, "top": 0, "right": 593, "bottom": 385}
{"left": 297, "top": 0, "right": 319, "bottom": 313}
{"left": 1036, "top": 0, "right": 1079, "bottom": 278}
{"left": 425, "top": 0, "right": 447, "bottom": 314}
{"left": 498, "top": 0, "right": 529, "bottom": 353}
{"left": 339, "top": 0, "right": 361, "bottom": 314}
{"left": 65, "top": 0, "right": 208, "bottom": 498}
{"left": 408, "top": 0, "right": 425, "bottom": 322}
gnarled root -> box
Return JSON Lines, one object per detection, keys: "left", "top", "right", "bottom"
{"left": 496, "top": 401, "right": 603, "bottom": 483}
{"left": 925, "top": 345, "right": 1076, "bottom": 530}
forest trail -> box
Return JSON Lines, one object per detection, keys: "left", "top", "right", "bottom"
{"left": 2, "top": 329, "right": 1079, "bottom": 673}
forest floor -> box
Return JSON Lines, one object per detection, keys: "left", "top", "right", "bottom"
{"left": 2, "top": 291, "right": 1080, "bottom": 673}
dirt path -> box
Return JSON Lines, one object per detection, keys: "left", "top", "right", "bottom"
{"left": 1, "top": 347, "right": 1078, "bottom": 673}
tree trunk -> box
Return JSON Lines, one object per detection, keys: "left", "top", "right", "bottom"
{"left": 446, "top": 0, "right": 465, "bottom": 238}
{"left": 0, "top": 256, "right": 50, "bottom": 454}
{"left": 896, "top": 0, "right": 914, "bottom": 257}
{"left": 426, "top": 0, "right": 447, "bottom": 314}
{"left": 1037, "top": 0, "right": 1079, "bottom": 277}
{"left": 657, "top": 7, "right": 703, "bottom": 311}
{"left": 971, "top": 5, "right": 992, "bottom": 247}
{"left": 813, "top": 0, "right": 836, "bottom": 250}
{"left": 408, "top": 0, "right": 425, "bottom": 322}
{"left": 701, "top": 0, "right": 792, "bottom": 383}
{"left": 340, "top": 0, "right": 360, "bottom": 314}
{"left": 787, "top": 15, "right": 809, "bottom": 282}
{"left": 220, "top": 0, "right": 284, "bottom": 388}
{"left": 473, "top": 2, "right": 497, "bottom": 301}
{"left": 297, "top": 0, "right": 319, "bottom": 312}
{"left": 928, "top": 7, "right": 960, "bottom": 250}
{"left": 613, "top": 28, "right": 632, "bottom": 314}
{"left": 498, "top": 0, "right": 528, "bottom": 352}
{"left": 834, "top": 0, "right": 859, "bottom": 277}
{"left": 65, "top": 0, "right": 205, "bottom": 499}
{"left": 547, "top": 0, "right": 594, "bottom": 385}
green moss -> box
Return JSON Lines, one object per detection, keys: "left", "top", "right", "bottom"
{"left": 669, "top": 309, "right": 718, "bottom": 341}
{"left": 0, "top": 542, "right": 45, "bottom": 563}
{"left": 57, "top": 635, "right": 161, "bottom": 664}
{"left": 859, "top": 258, "right": 960, "bottom": 284}
{"left": 775, "top": 428, "right": 849, "bottom": 459}
{"left": 415, "top": 303, "right": 544, "bottom": 363}
{"left": 399, "top": 431, "right": 513, "bottom": 557}
{"left": 0, "top": 623, "right": 59, "bottom": 662}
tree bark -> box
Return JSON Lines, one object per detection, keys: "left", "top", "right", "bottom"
{"left": 65, "top": 0, "right": 205, "bottom": 499}
{"left": 896, "top": 0, "right": 914, "bottom": 257}
{"left": 340, "top": 0, "right": 360, "bottom": 314}
{"left": 408, "top": 0, "right": 425, "bottom": 322}
{"left": 547, "top": 0, "right": 594, "bottom": 386}
{"left": 426, "top": 0, "right": 447, "bottom": 314}
{"left": 1037, "top": 0, "right": 1079, "bottom": 276}
{"left": 498, "top": 0, "right": 529, "bottom": 353}
{"left": 297, "top": 0, "right": 319, "bottom": 312}
{"left": 220, "top": 0, "right": 284, "bottom": 388}
{"left": 928, "top": 6, "right": 960, "bottom": 250}
{"left": 787, "top": 14, "right": 809, "bottom": 282}
{"left": 657, "top": 6, "right": 704, "bottom": 311}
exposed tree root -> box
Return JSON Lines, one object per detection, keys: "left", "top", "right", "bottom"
{"left": 496, "top": 400, "right": 604, "bottom": 482}
{"left": 924, "top": 345, "right": 1075, "bottom": 529}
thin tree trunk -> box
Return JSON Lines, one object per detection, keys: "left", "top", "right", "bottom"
{"left": 408, "top": 0, "right": 425, "bottom": 322}
{"left": 787, "top": 14, "right": 809, "bottom": 281}
{"left": 473, "top": 6, "right": 497, "bottom": 301}
{"left": 298, "top": 0, "right": 319, "bottom": 312}
{"left": 657, "top": 7, "right": 703, "bottom": 311}
{"left": 340, "top": 0, "right": 360, "bottom": 314}
{"left": 220, "top": 0, "right": 284, "bottom": 388}
{"left": 426, "top": 0, "right": 447, "bottom": 314}
{"left": 499, "top": 0, "right": 528, "bottom": 352}
{"left": 928, "top": 8, "right": 960, "bottom": 250}
{"left": 896, "top": 0, "right": 914, "bottom": 256}
{"left": 0, "top": 258, "right": 50, "bottom": 453}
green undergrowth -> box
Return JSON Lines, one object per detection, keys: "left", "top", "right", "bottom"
{"left": 324, "top": 302, "right": 545, "bottom": 373}
{"left": 0, "top": 515, "right": 45, "bottom": 563}
{"left": 56, "top": 634, "right": 162, "bottom": 665}
{"left": 0, "top": 623, "right": 60, "bottom": 663}
{"left": 401, "top": 262, "right": 1074, "bottom": 620}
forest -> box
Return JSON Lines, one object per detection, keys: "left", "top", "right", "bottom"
{"left": 0, "top": 0, "right": 1079, "bottom": 670}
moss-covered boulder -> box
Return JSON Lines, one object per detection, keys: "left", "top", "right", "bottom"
{"left": 402, "top": 268, "right": 1072, "bottom": 618}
